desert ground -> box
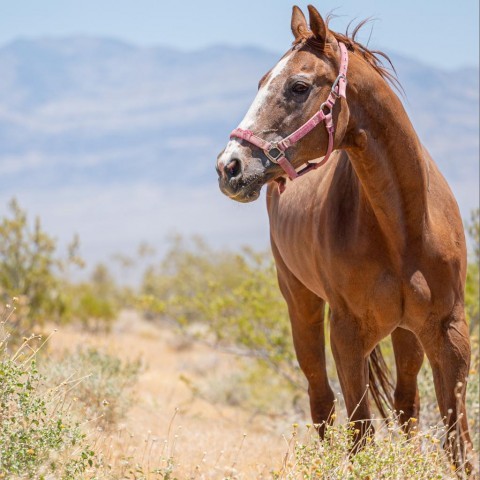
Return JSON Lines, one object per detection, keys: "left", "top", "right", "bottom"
{"left": 49, "top": 310, "right": 301, "bottom": 478}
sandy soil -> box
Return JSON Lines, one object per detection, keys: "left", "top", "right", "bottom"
{"left": 49, "top": 310, "right": 300, "bottom": 479}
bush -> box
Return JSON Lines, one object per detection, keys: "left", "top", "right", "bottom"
{"left": 141, "top": 236, "right": 302, "bottom": 399}
{"left": 0, "top": 199, "right": 83, "bottom": 337}
{"left": 66, "top": 263, "right": 119, "bottom": 333}
{"left": 0, "top": 303, "right": 143, "bottom": 478}
{"left": 0, "top": 307, "right": 96, "bottom": 479}
{"left": 45, "top": 346, "right": 141, "bottom": 428}
{"left": 0, "top": 200, "right": 126, "bottom": 337}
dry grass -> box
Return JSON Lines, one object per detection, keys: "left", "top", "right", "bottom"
{"left": 41, "top": 311, "right": 479, "bottom": 479}
{"left": 47, "top": 311, "right": 292, "bottom": 478}
{"left": 3, "top": 305, "right": 474, "bottom": 478}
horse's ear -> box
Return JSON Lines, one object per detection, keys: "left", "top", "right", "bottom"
{"left": 291, "top": 6, "right": 308, "bottom": 41}
{"left": 307, "top": 5, "right": 329, "bottom": 48}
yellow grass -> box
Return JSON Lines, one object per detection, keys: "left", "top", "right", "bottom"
{"left": 38, "top": 310, "right": 478, "bottom": 479}
{"left": 48, "top": 311, "right": 293, "bottom": 478}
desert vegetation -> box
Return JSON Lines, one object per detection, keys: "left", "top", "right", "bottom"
{"left": 0, "top": 199, "right": 478, "bottom": 478}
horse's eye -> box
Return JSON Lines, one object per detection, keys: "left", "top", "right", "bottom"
{"left": 291, "top": 82, "right": 310, "bottom": 94}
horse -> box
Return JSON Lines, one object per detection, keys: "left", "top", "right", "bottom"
{"left": 216, "top": 4, "right": 474, "bottom": 471}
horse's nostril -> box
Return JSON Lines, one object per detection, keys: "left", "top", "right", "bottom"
{"left": 225, "top": 159, "right": 242, "bottom": 179}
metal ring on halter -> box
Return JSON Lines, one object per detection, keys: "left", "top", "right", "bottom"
{"left": 320, "top": 101, "right": 332, "bottom": 114}
{"left": 265, "top": 143, "right": 284, "bottom": 164}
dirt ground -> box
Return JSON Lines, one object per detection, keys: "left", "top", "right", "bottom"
{"left": 49, "top": 310, "right": 299, "bottom": 478}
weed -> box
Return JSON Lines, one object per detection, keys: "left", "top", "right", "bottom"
{"left": 275, "top": 418, "right": 465, "bottom": 480}
{"left": 45, "top": 346, "right": 142, "bottom": 429}
{"left": 0, "top": 305, "right": 97, "bottom": 479}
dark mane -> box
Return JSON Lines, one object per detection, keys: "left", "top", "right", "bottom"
{"left": 294, "top": 18, "right": 402, "bottom": 93}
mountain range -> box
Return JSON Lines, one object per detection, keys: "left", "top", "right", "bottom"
{"left": 0, "top": 37, "right": 477, "bottom": 271}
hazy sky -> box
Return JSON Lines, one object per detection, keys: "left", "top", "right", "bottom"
{"left": 2, "top": 0, "right": 478, "bottom": 70}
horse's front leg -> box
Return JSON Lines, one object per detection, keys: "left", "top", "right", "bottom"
{"left": 391, "top": 327, "right": 424, "bottom": 433}
{"left": 275, "top": 265, "right": 334, "bottom": 437}
{"left": 330, "top": 311, "right": 374, "bottom": 449}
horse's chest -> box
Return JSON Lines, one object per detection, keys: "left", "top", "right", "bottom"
{"left": 273, "top": 234, "right": 402, "bottom": 324}
{"left": 269, "top": 195, "right": 401, "bottom": 319}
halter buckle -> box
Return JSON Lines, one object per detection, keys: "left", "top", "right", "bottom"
{"left": 265, "top": 144, "right": 283, "bottom": 164}
{"left": 330, "top": 73, "right": 347, "bottom": 98}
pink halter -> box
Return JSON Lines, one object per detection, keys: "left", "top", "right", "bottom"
{"left": 230, "top": 42, "right": 349, "bottom": 182}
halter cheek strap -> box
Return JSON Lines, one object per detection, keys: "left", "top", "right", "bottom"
{"left": 230, "top": 42, "right": 349, "bottom": 182}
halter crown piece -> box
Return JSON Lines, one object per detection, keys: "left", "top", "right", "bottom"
{"left": 229, "top": 42, "right": 349, "bottom": 184}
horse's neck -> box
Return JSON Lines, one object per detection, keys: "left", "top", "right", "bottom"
{"left": 344, "top": 59, "right": 429, "bottom": 255}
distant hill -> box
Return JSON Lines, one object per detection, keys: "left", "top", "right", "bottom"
{"left": 0, "top": 37, "right": 477, "bottom": 267}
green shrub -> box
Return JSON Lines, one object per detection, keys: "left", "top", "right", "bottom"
{"left": 0, "top": 199, "right": 83, "bottom": 338}
{"left": 66, "top": 263, "right": 120, "bottom": 333}
{"left": 0, "top": 309, "right": 96, "bottom": 479}
{"left": 71, "top": 286, "right": 117, "bottom": 332}
{"left": 0, "top": 200, "right": 125, "bottom": 336}
{"left": 141, "top": 236, "right": 302, "bottom": 404}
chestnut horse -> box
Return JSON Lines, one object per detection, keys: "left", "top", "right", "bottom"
{"left": 216, "top": 4, "right": 474, "bottom": 470}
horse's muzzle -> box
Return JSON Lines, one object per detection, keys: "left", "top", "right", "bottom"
{"left": 216, "top": 142, "right": 266, "bottom": 202}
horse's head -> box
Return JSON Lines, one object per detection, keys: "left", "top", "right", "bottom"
{"left": 216, "top": 5, "right": 351, "bottom": 202}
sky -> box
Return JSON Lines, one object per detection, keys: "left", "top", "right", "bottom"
{"left": 1, "top": 0, "right": 478, "bottom": 70}
{"left": 0, "top": 0, "right": 477, "bottom": 275}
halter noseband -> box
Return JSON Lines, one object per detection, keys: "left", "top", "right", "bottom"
{"left": 229, "top": 42, "right": 349, "bottom": 183}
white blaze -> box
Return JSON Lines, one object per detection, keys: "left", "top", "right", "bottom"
{"left": 219, "top": 53, "right": 292, "bottom": 167}
{"left": 238, "top": 53, "right": 291, "bottom": 130}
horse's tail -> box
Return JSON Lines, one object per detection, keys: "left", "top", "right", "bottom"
{"left": 368, "top": 345, "right": 395, "bottom": 418}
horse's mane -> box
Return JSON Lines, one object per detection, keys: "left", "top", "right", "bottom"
{"left": 293, "top": 17, "right": 402, "bottom": 93}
